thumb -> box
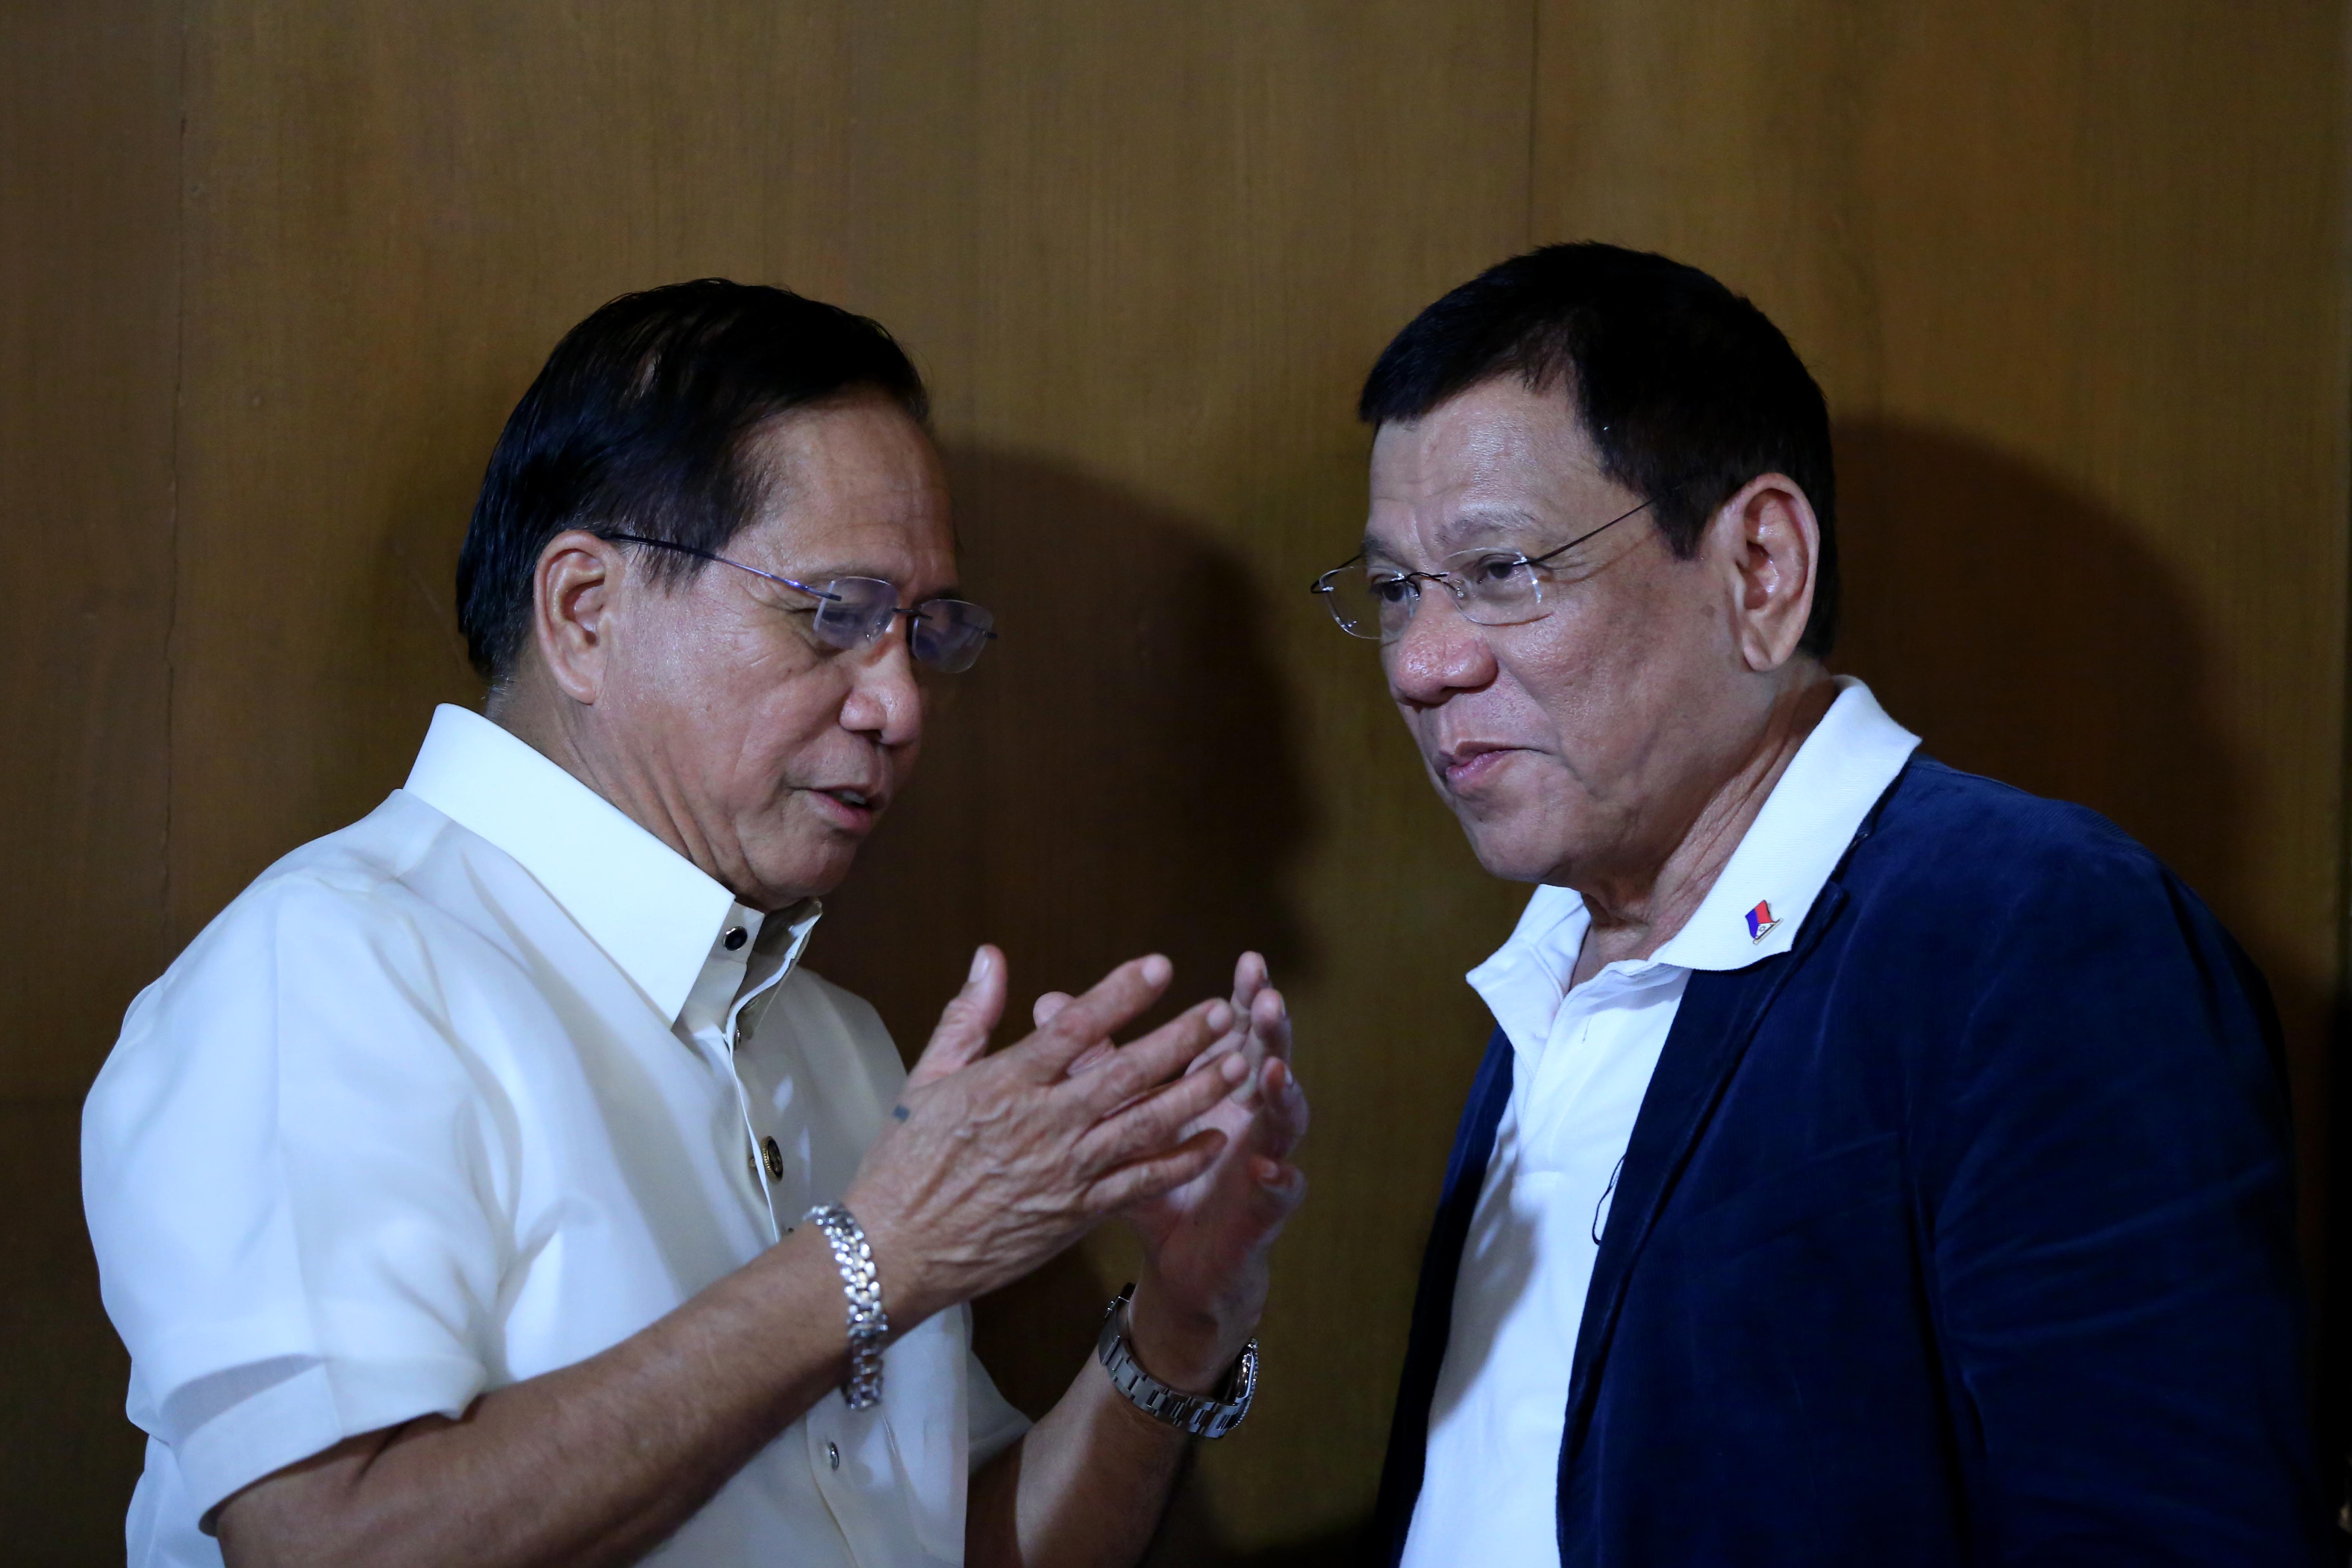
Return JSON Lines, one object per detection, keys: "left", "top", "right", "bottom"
{"left": 908, "top": 945, "right": 1007, "bottom": 1090}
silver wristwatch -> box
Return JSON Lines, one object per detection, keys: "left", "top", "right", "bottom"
{"left": 1094, "top": 1283, "right": 1258, "bottom": 1439}
{"left": 804, "top": 1204, "right": 888, "bottom": 1409}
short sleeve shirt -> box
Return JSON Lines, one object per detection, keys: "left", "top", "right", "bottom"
{"left": 82, "top": 704, "right": 1029, "bottom": 1567}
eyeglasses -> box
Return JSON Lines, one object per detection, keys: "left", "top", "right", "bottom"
{"left": 1308, "top": 495, "right": 1659, "bottom": 643}
{"left": 604, "top": 535, "right": 998, "bottom": 673}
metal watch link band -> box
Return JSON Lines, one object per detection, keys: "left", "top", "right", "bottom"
{"left": 803, "top": 1203, "right": 888, "bottom": 1409}
{"left": 1094, "top": 1282, "right": 1258, "bottom": 1439}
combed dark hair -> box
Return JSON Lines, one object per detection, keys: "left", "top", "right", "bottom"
{"left": 1359, "top": 242, "right": 1838, "bottom": 655}
{"left": 456, "top": 279, "right": 929, "bottom": 680}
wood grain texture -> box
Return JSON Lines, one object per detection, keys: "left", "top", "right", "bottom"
{"left": 165, "top": 4, "right": 1537, "bottom": 1554}
{"left": 0, "top": 1, "right": 183, "bottom": 1096}
{"left": 5, "top": 0, "right": 2345, "bottom": 1555}
{"left": 1534, "top": 0, "right": 2348, "bottom": 1283}
{"left": 0, "top": 0, "right": 185, "bottom": 1548}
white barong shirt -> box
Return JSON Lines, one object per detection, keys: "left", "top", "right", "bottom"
{"left": 84, "top": 704, "right": 1028, "bottom": 1568}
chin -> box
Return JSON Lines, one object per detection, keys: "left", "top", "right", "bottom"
{"left": 745, "top": 844, "right": 861, "bottom": 909}
{"left": 1456, "top": 813, "right": 1575, "bottom": 886}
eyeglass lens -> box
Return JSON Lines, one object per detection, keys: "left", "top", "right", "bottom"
{"left": 811, "top": 577, "right": 997, "bottom": 674}
{"left": 1319, "top": 548, "right": 1550, "bottom": 642}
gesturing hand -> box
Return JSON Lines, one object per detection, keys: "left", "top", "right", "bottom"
{"left": 844, "top": 947, "right": 1248, "bottom": 1330}
{"left": 1033, "top": 952, "right": 1310, "bottom": 1391}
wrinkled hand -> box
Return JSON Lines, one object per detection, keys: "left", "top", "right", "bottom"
{"left": 1033, "top": 952, "right": 1309, "bottom": 1390}
{"left": 845, "top": 947, "right": 1248, "bottom": 1330}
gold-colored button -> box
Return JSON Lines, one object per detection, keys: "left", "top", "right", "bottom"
{"left": 762, "top": 1136, "right": 784, "bottom": 1181}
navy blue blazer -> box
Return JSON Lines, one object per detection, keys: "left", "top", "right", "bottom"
{"left": 1375, "top": 757, "right": 2323, "bottom": 1565}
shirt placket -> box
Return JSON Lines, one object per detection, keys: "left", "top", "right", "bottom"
{"left": 719, "top": 904, "right": 822, "bottom": 1242}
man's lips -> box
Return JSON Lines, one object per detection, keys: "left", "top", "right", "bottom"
{"left": 1436, "top": 742, "right": 1525, "bottom": 792}
{"left": 803, "top": 784, "right": 887, "bottom": 831}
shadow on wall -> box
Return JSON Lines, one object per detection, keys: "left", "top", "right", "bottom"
{"left": 808, "top": 449, "right": 1349, "bottom": 1559}
{"left": 1835, "top": 418, "right": 2248, "bottom": 910}
{"left": 1833, "top": 415, "right": 2331, "bottom": 1052}
{"left": 815, "top": 445, "right": 1316, "bottom": 1041}
{"left": 1835, "top": 417, "right": 2345, "bottom": 1508}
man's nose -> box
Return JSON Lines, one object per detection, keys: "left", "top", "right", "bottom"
{"left": 1384, "top": 587, "right": 1496, "bottom": 707}
{"left": 840, "top": 630, "right": 925, "bottom": 746}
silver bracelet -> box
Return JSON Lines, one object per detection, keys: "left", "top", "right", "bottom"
{"left": 803, "top": 1204, "right": 888, "bottom": 1409}
{"left": 1095, "top": 1283, "right": 1258, "bottom": 1439}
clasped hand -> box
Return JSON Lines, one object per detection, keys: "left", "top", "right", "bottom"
{"left": 846, "top": 947, "right": 1308, "bottom": 1389}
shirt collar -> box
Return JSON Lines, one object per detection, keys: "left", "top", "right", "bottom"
{"left": 1650, "top": 677, "right": 1917, "bottom": 971}
{"left": 1467, "top": 678, "right": 1918, "bottom": 1045}
{"left": 400, "top": 704, "right": 814, "bottom": 1026}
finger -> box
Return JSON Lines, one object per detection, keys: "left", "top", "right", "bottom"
{"left": 1247, "top": 1160, "right": 1309, "bottom": 1229}
{"left": 1250, "top": 985, "right": 1293, "bottom": 1065}
{"left": 1078, "top": 1044, "right": 1249, "bottom": 1168}
{"left": 906, "top": 945, "right": 1007, "bottom": 1090}
{"left": 1010, "top": 955, "right": 1174, "bottom": 1081}
{"left": 1073, "top": 998, "right": 1234, "bottom": 1112}
{"left": 1032, "top": 992, "right": 1109, "bottom": 1079}
{"left": 1082, "top": 1128, "right": 1227, "bottom": 1215}
{"left": 1257, "top": 1057, "right": 1310, "bottom": 1157}
{"left": 1228, "top": 951, "right": 1267, "bottom": 1017}
{"left": 1217, "top": 984, "right": 1291, "bottom": 1105}
{"left": 1210, "top": 1055, "right": 1307, "bottom": 1167}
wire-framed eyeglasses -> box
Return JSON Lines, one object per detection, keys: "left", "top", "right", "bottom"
{"left": 604, "top": 534, "right": 998, "bottom": 674}
{"left": 1307, "top": 495, "right": 1659, "bottom": 643}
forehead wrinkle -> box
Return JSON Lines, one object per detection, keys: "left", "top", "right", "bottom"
{"left": 1362, "top": 504, "right": 1551, "bottom": 568}
{"left": 1433, "top": 506, "right": 1550, "bottom": 550}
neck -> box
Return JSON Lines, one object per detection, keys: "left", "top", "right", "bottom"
{"left": 1570, "top": 670, "right": 1837, "bottom": 983}
{"left": 486, "top": 671, "right": 751, "bottom": 904}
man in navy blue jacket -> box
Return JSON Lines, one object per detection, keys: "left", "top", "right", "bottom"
{"left": 1312, "top": 243, "right": 2325, "bottom": 1564}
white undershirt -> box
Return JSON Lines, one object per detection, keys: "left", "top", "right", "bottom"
{"left": 1400, "top": 679, "right": 1919, "bottom": 1566}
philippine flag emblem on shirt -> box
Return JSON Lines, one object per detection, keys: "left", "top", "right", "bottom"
{"left": 1745, "top": 900, "right": 1780, "bottom": 942}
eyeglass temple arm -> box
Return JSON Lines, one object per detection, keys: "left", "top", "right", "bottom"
{"left": 1524, "top": 494, "right": 1661, "bottom": 568}
{"left": 599, "top": 533, "right": 841, "bottom": 603}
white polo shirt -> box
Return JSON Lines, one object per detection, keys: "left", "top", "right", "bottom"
{"left": 1401, "top": 679, "right": 1919, "bottom": 1566}
{"left": 83, "top": 704, "right": 1029, "bottom": 1568}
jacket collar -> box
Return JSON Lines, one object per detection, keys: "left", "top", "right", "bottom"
{"left": 1555, "top": 757, "right": 1913, "bottom": 1477}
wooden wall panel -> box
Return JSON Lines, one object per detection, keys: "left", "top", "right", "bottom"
{"left": 8, "top": 0, "right": 2344, "bottom": 1556}
{"left": 0, "top": 0, "right": 186, "bottom": 1550}
{"left": 166, "top": 2, "right": 1533, "bottom": 1555}
{"left": 1534, "top": 0, "right": 2348, "bottom": 1285}
{"left": 167, "top": 0, "right": 976, "bottom": 940}
{"left": 851, "top": 4, "right": 1541, "bottom": 1549}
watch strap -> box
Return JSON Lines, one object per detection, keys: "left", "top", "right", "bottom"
{"left": 1094, "top": 1283, "right": 1257, "bottom": 1439}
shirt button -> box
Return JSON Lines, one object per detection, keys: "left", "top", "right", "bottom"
{"left": 826, "top": 1440, "right": 840, "bottom": 1470}
{"left": 762, "top": 1136, "right": 784, "bottom": 1180}
{"left": 723, "top": 926, "right": 748, "bottom": 951}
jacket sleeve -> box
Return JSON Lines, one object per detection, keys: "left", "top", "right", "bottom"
{"left": 1913, "top": 822, "right": 2324, "bottom": 1564}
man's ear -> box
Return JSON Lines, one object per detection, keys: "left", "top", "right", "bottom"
{"left": 1708, "top": 473, "right": 1819, "bottom": 673}
{"left": 531, "top": 530, "right": 626, "bottom": 704}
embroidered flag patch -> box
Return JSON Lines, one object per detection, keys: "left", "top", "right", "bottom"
{"left": 1744, "top": 900, "right": 1780, "bottom": 942}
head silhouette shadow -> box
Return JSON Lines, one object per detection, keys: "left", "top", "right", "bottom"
{"left": 806, "top": 445, "right": 1317, "bottom": 1423}
{"left": 1834, "top": 417, "right": 2244, "bottom": 913}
